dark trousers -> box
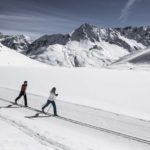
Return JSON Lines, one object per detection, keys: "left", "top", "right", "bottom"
{"left": 15, "top": 91, "right": 28, "bottom": 106}
{"left": 42, "top": 100, "right": 57, "bottom": 115}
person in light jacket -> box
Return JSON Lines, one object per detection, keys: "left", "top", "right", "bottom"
{"left": 42, "top": 87, "right": 58, "bottom": 116}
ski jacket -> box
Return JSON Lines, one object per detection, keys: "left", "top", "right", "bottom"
{"left": 21, "top": 83, "right": 27, "bottom": 92}
{"left": 48, "top": 92, "right": 58, "bottom": 101}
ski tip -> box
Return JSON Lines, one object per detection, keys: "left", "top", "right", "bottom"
{"left": 25, "top": 116, "right": 37, "bottom": 119}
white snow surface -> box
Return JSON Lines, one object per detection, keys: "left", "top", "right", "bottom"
{"left": 110, "top": 47, "right": 150, "bottom": 70}
{"left": 0, "top": 43, "right": 47, "bottom": 66}
{"left": 0, "top": 88, "right": 150, "bottom": 150}
{"left": 0, "top": 44, "right": 150, "bottom": 149}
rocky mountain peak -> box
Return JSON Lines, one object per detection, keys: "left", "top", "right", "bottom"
{"left": 115, "top": 26, "right": 150, "bottom": 46}
{"left": 0, "top": 34, "right": 31, "bottom": 53}
{"left": 27, "top": 34, "right": 70, "bottom": 54}
{"left": 71, "top": 23, "right": 100, "bottom": 42}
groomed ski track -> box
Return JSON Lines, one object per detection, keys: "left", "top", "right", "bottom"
{"left": 0, "top": 96, "right": 150, "bottom": 146}
{"left": 0, "top": 113, "right": 70, "bottom": 150}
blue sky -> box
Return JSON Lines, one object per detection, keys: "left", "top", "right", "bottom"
{"left": 0, "top": 0, "right": 149, "bottom": 39}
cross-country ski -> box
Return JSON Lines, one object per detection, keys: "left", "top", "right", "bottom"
{"left": 25, "top": 112, "right": 51, "bottom": 119}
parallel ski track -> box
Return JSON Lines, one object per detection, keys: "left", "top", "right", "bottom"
{"left": 0, "top": 97, "right": 150, "bottom": 145}
{"left": 0, "top": 114, "right": 70, "bottom": 150}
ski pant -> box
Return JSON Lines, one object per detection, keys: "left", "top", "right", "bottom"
{"left": 42, "top": 100, "right": 57, "bottom": 115}
{"left": 15, "top": 91, "right": 28, "bottom": 106}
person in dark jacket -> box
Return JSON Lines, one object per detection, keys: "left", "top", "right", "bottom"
{"left": 42, "top": 87, "right": 58, "bottom": 116}
{"left": 15, "top": 81, "right": 28, "bottom": 107}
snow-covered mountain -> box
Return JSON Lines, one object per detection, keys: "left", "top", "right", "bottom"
{"left": 108, "top": 46, "right": 150, "bottom": 70}
{"left": 0, "top": 33, "right": 31, "bottom": 53}
{"left": 115, "top": 26, "right": 150, "bottom": 47}
{"left": 1, "top": 23, "right": 150, "bottom": 67}
{"left": 26, "top": 23, "right": 147, "bottom": 67}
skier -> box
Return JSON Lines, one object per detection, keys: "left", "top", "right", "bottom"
{"left": 42, "top": 87, "right": 58, "bottom": 116}
{"left": 15, "top": 81, "right": 28, "bottom": 107}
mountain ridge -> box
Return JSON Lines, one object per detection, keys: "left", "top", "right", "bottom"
{"left": 1, "top": 23, "right": 150, "bottom": 67}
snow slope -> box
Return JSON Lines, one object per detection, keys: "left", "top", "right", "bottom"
{"left": 0, "top": 88, "right": 150, "bottom": 150}
{"left": 0, "top": 43, "right": 150, "bottom": 149}
{"left": 0, "top": 66, "right": 150, "bottom": 120}
{"left": 2, "top": 41, "right": 150, "bottom": 121}
{"left": 110, "top": 47, "right": 150, "bottom": 69}
{"left": 0, "top": 43, "right": 47, "bottom": 66}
